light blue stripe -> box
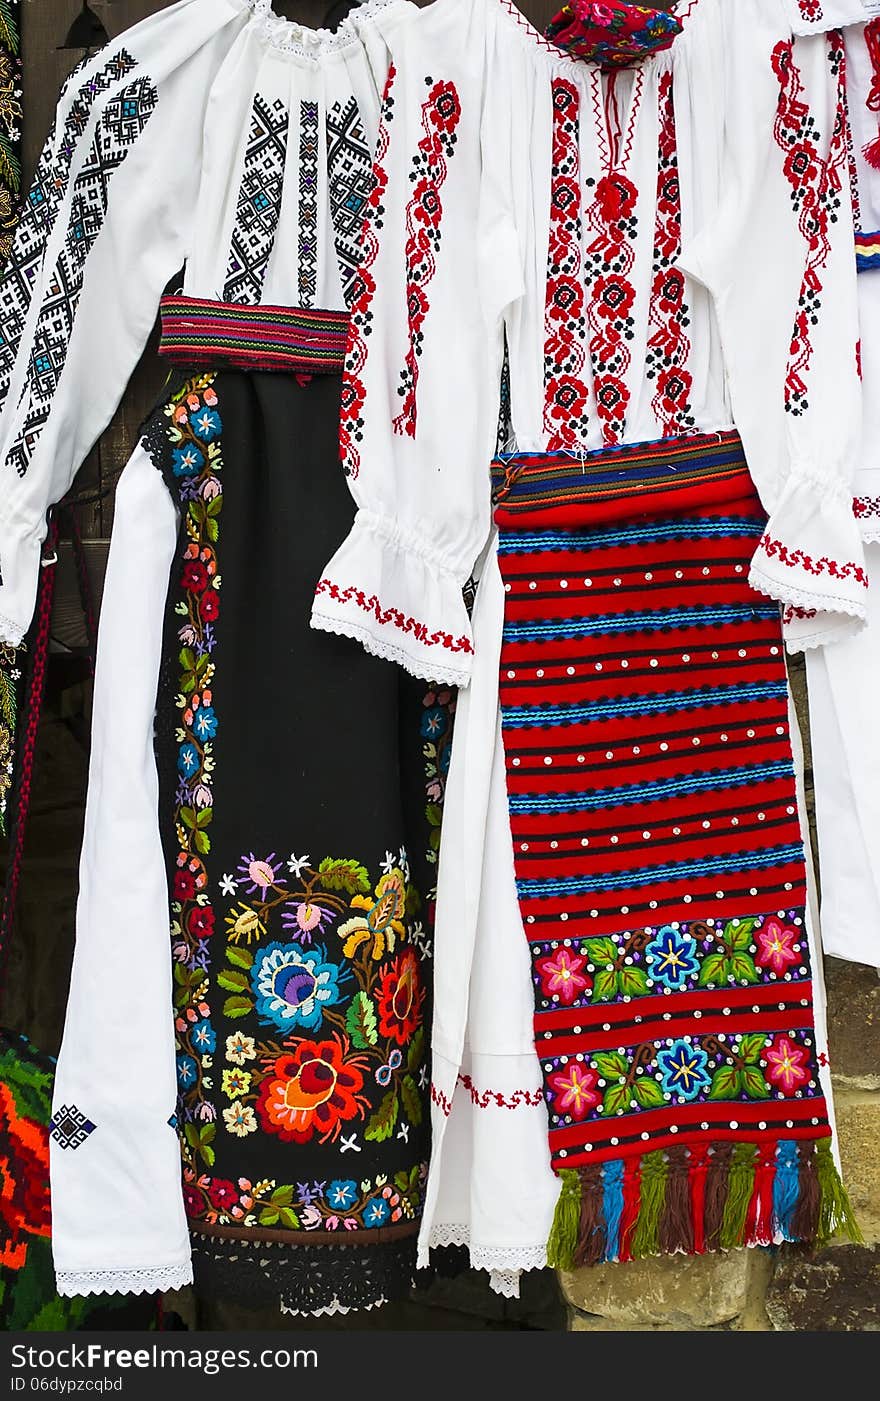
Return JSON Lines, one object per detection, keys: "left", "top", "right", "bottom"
{"left": 505, "top": 759, "right": 794, "bottom": 815}
{"left": 602, "top": 1161, "right": 625, "bottom": 1263}
{"left": 515, "top": 843, "right": 804, "bottom": 899}
{"left": 503, "top": 603, "right": 777, "bottom": 643}
{"left": 772, "top": 1141, "right": 801, "bottom": 1242}
{"left": 496, "top": 518, "right": 763, "bottom": 554}
{"left": 502, "top": 680, "right": 787, "bottom": 729}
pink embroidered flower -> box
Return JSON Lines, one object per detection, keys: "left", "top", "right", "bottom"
{"left": 550, "top": 1063, "right": 600, "bottom": 1121}
{"left": 755, "top": 917, "right": 800, "bottom": 976}
{"left": 537, "top": 947, "right": 590, "bottom": 1005}
{"left": 200, "top": 475, "right": 221, "bottom": 502}
{"left": 589, "top": 4, "right": 615, "bottom": 26}
{"left": 764, "top": 1034, "right": 809, "bottom": 1095}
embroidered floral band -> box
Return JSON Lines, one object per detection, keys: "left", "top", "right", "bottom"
{"left": 545, "top": 1, "right": 683, "bottom": 70}
{"left": 494, "top": 432, "right": 859, "bottom": 1266}
{"left": 158, "top": 296, "right": 350, "bottom": 376}
{"left": 856, "top": 230, "right": 880, "bottom": 273}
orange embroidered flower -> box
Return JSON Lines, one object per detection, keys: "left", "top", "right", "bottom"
{"left": 338, "top": 869, "right": 407, "bottom": 960}
{"left": 256, "top": 1036, "right": 369, "bottom": 1144}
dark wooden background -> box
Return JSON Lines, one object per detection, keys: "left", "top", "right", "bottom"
{"left": 21, "top": 0, "right": 561, "bottom": 547}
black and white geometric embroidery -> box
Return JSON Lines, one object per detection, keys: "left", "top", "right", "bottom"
{"left": 298, "top": 100, "right": 319, "bottom": 307}
{"left": 223, "top": 95, "right": 289, "bottom": 306}
{"left": 326, "top": 97, "right": 372, "bottom": 309}
{"left": 50, "top": 1105, "right": 97, "bottom": 1150}
{"left": 0, "top": 49, "right": 138, "bottom": 404}
{"left": 6, "top": 75, "right": 158, "bottom": 479}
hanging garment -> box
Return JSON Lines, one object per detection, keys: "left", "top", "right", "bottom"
{"left": 490, "top": 434, "right": 857, "bottom": 1264}
{"left": 309, "top": 0, "right": 865, "bottom": 1292}
{"left": 0, "top": 0, "right": 458, "bottom": 1313}
{"left": 789, "top": 12, "right": 880, "bottom": 967}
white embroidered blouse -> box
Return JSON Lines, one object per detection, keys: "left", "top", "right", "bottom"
{"left": 311, "top": 0, "right": 867, "bottom": 683}
{"left": 0, "top": 0, "right": 412, "bottom": 649}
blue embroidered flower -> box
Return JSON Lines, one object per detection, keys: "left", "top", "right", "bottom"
{"left": 421, "top": 706, "right": 448, "bottom": 740}
{"left": 176, "top": 1054, "right": 197, "bottom": 1089}
{"left": 252, "top": 941, "right": 346, "bottom": 1032}
{"left": 326, "top": 1179, "right": 359, "bottom": 1211}
{"left": 645, "top": 925, "right": 700, "bottom": 991}
{"left": 178, "top": 742, "right": 200, "bottom": 779}
{"left": 657, "top": 1040, "right": 711, "bottom": 1101}
{"left": 191, "top": 1020, "right": 216, "bottom": 1054}
{"left": 192, "top": 706, "right": 218, "bottom": 742}
{"left": 363, "top": 1195, "right": 391, "bottom": 1228}
{"left": 191, "top": 407, "right": 222, "bottom": 442}
{"left": 172, "top": 444, "right": 205, "bottom": 478}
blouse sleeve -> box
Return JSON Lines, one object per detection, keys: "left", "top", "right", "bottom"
{"left": 310, "top": 0, "right": 523, "bottom": 687}
{"left": 0, "top": 0, "right": 245, "bottom": 649}
{"left": 680, "top": 0, "right": 866, "bottom": 649}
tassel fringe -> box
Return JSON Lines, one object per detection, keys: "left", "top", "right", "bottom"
{"left": 547, "top": 1139, "right": 860, "bottom": 1268}
{"left": 863, "top": 135, "right": 880, "bottom": 172}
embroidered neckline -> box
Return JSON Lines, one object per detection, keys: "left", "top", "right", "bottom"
{"left": 244, "top": 0, "right": 403, "bottom": 57}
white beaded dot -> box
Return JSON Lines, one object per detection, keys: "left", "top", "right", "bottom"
{"left": 529, "top": 581, "right": 537, "bottom": 590}
{"left": 560, "top": 580, "right": 569, "bottom": 589}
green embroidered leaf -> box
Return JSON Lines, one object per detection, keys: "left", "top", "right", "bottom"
{"left": 226, "top": 944, "right": 254, "bottom": 971}
{"left": 194, "top": 830, "right": 211, "bottom": 856}
{"left": 592, "top": 1052, "right": 629, "bottom": 1080}
{"left": 729, "top": 952, "right": 760, "bottom": 986}
{"left": 223, "top": 994, "right": 253, "bottom": 1020}
{"left": 584, "top": 937, "right": 618, "bottom": 968}
{"left": 278, "top": 1206, "right": 301, "bottom": 1230}
{"left": 0, "top": 4, "right": 21, "bottom": 56}
{"left": 179, "top": 647, "right": 196, "bottom": 672}
{"left": 184, "top": 1123, "right": 200, "bottom": 1150}
{"left": 602, "top": 1082, "right": 630, "bottom": 1117}
{"left": 407, "top": 1025, "right": 425, "bottom": 1074}
{"left": 199, "top": 1124, "right": 216, "bottom": 1146}
{"left": 425, "top": 803, "right": 443, "bottom": 828}
{"left": 405, "top": 883, "right": 423, "bottom": 917}
{"left": 206, "top": 518, "right": 219, "bottom": 544}
{"left": 697, "top": 951, "right": 728, "bottom": 988}
{"left": 708, "top": 1065, "right": 743, "bottom": 1101}
{"left": 738, "top": 1033, "right": 768, "bottom": 1065}
{"left": 591, "top": 968, "right": 620, "bottom": 1004}
{"left": 741, "top": 1065, "right": 771, "bottom": 1101}
{"left": 0, "top": 667, "right": 16, "bottom": 729}
{"left": 429, "top": 828, "right": 442, "bottom": 852}
{"left": 726, "top": 918, "right": 757, "bottom": 952}
{"left": 394, "top": 1171, "right": 411, "bottom": 1193}
{"left": 345, "top": 991, "right": 378, "bottom": 1049}
{"left": 181, "top": 675, "right": 197, "bottom": 695}
{"left": 217, "top": 968, "right": 249, "bottom": 994}
{"left": 619, "top": 966, "right": 651, "bottom": 999}
{"left": 400, "top": 1074, "right": 423, "bottom": 1127}
{"left": 365, "top": 1089, "right": 398, "bottom": 1143}
{"left": 200, "top": 1142, "right": 215, "bottom": 1168}
{"left": 206, "top": 496, "right": 223, "bottom": 518}
{"left": 180, "top": 807, "right": 197, "bottom": 831}
{"left": 258, "top": 1209, "right": 279, "bottom": 1227}
{"left": 270, "top": 1185, "right": 294, "bottom": 1206}
{"left": 196, "top": 808, "right": 213, "bottom": 829}
{"left": 188, "top": 500, "right": 206, "bottom": 525}
{"left": 632, "top": 1077, "right": 665, "bottom": 1110}
{"left": 318, "top": 857, "right": 371, "bottom": 894}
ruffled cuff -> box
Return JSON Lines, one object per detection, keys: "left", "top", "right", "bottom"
{"left": 0, "top": 525, "right": 43, "bottom": 647}
{"left": 311, "top": 509, "right": 475, "bottom": 687}
{"left": 748, "top": 472, "right": 868, "bottom": 653}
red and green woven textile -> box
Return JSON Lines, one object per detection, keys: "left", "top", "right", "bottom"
{"left": 494, "top": 431, "right": 859, "bottom": 1266}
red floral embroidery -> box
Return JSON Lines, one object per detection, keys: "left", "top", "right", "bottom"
{"left": 314, "top": 578, "right": 474, "bottom": 657}
{"left": 543, "top": 79, "right": 590, "bottom": 450}
{"left": 797, "top": 1, "right": 823, "bottom": 20}
{"left": 646, "top": 72, "right": 694, "bottom": 436}
{"left": 339, "top": 65, "right": 396, "bottom": 479}
{"left": 585, "top": 167, "right": 639, "bottom": 445}
{"left": 854, "top": 496, "right": 880, "bottom": 520}
{"left": 392, "top": 79, "right": 462, "bottom": 439}
{"left": 771, "top": 36, "right": 848, "bottom": 416}
{"left": 757, "top": 532, "right": 868, "bottom": 590}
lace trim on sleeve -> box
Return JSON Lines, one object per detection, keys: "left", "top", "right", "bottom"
{"left": 55, "top": 1262, "right": 194, "bottom": 1298}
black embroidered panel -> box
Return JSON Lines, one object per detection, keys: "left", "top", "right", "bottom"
{"left": 298, "top": 100, "right": 318, "bottom": 308}
{"left": 223, "top": 94, "right": 289, "bottom": 306}
{"left": 326, "top": 97, "right": 372, "bottom": 310}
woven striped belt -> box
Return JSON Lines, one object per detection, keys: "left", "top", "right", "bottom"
{"left": 158, "top": 296, "right": 349, "bottom": 375}
{"left": 856, "top": 230, "right": 880, "bottom": 273}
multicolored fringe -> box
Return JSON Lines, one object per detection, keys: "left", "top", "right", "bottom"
{"left": 856, "top": 230, "right": 880, "bottom": 272}
{"left": 494, "top": 431, "right": 859, "bottom": 1266}
{"left": 159, "top": 296, "right": 349, "bottom": 376}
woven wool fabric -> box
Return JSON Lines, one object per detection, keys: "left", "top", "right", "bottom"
{"left": 856, "top": 230, "right": 880, "bottom": 272}
{"left": 158, "top": 297, "right": 350, "bottom": 376}
{"left": 493, "top": 432, "right": 859, "bottom": 1266}
{"left": 545, "top": 1, "right": 682, "bottom": 69}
